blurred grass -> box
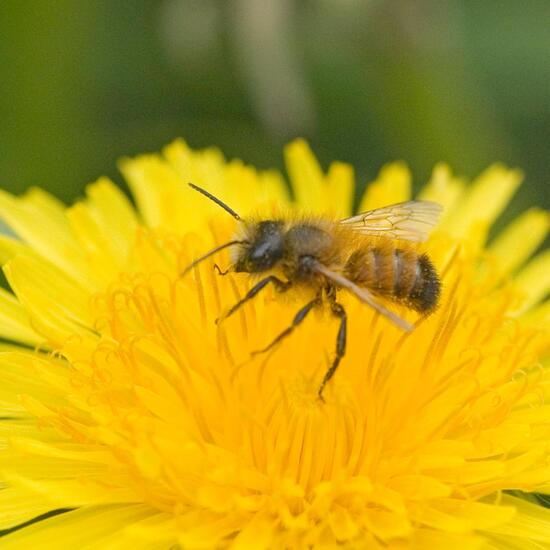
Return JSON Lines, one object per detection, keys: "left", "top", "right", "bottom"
{"left": 0, "top": 0, "right": 548, "bottom": 225}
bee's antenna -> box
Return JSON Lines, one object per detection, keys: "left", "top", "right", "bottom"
{"left": 188, "top": 183, "right": 241, "bottom": 221}
{"left": 181, "top": 240, "right": 245, "bottom": 277}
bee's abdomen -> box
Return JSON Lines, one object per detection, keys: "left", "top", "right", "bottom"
{"left": 408, "top": 253, "right": 441, "bottom": 313}
{"left": 344, "top": 247, "right": 440, "bottom": 313}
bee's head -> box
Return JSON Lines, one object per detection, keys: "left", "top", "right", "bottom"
{"left": 183, "top": 185, "right": 285, "bottom": 277}
{"left": 235, "top": 220, "right": 284, "bottom": 273}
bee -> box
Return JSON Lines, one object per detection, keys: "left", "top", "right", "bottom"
{"left": 183, "top": 183, "right": 442, "bottom": 399}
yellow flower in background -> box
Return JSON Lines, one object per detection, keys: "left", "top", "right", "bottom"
{"left": 1, "top": 139, "right": 550, "bottom": 549}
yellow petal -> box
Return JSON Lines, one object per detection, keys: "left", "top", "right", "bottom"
{"left": 418, "top": 163, "right": 465, "bottom": 218}
{"left": 0, "top": 504, "right": 154, "bottom": 550}
{"left": 0, "top": 287, "right": 42, "bottom": 346}
{"left": 0, "top": 418, "right": 61, "bottom": 445}
{"left": 67, "top": 203, "right": 121, "bottom": 281}
{"left": 84, "top": 177, "right": 138, "bottom": 257}
{"left": 0, "top": 234, "right": 30, "bottom": 265}
{"left": 419, "top": 499, "right": 516, "bottom": 532}
{"left": 443, "top": 164, "right": 522, "bottom": 238}
{"left": 412, "top": 528, "right": 485, "bottom": 550}
{"left": 120, "top": 155, "right": 175, "bottom": 230}
{"left": 489, "top": 208, "right": 550, "bottom": 276}
{"left": 363, "top": 507, "right": 412, "bottom": 540}
{"left": 358, "top": 162, "right": 411, "bottom": 212}
{"left": 229, "top": 512, "right": 277, "bottom": 550}
{"left": 326, "top": 162, "right": 354, "bottom": 218}
{"left": 121, "top": 152, "right": 213, "bottom": 234}
{"left": 512, "top": 249, "right": 550, "bottom": 313}
{"left": 0, "top": 353, "right": 68, "bottom": 415}
{"left": 23, "top": 187, "right": 68, "bottom": 227}
{"left": 0, "top": 190, "right": 95, "bottom": 290}
{"left": 163, "top": 139, "right": 226, "bottom": 196}
{"left": 178, "top": 513, "right": 247, "bottom": 549}
{"left": 284, "top": 139, "right": 325, "bottom": 213}
{"left": 2, "top": 471, "right": 140, "bottom": 507}
{"left": 486, "top": 494, "right": 550, "bottom": 542}
{"left": 258, "top": 170, "right": 290, "bottom": 208}
{"left": 388, "top": 475, "right": 451, "bottom": 500}
{"left": 0, "top": 450, "right": 104, "bottom": 481}
{"left": 522, "top": 299, "right": 550, "bottom": 326}
{"left": 4, "top": 255, "right": 96, "bottom": 345}
{"left": 122, "top": 513, "right": 179, "bottom": 545}
{"left": 7, "top": 437, "right": 112, "bottom": 465}
{"left": 0, "top": 486, "right": 55, "bottom": 529}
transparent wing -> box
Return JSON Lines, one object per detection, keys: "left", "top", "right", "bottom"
{"left": 312, "top": 262, "right": 413, "bottom": 331}
{"left": 339, "top": 200, "right": 442, "bottom": 242}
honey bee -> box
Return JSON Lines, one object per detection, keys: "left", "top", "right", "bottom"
{"left": 183, "top": 183, "right": 442, "bottom": 399}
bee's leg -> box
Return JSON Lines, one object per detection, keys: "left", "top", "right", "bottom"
{"left": 216, "top": 276, "right": 290, "bottom": 324}
{"left": 213, "top": 264, "right": 230, "bottom": 276}
{"left": 317, "top": 300, "right": 347, "bottom": 401}
{"left": 251, "top": 293, "right": 321, "bottom": 356}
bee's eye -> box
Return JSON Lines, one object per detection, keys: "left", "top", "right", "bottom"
{"left": 238, "top": 220, "right": 284, "bottom": 273}
{"left": 247, "top": 242, "right": 283, "bottom": 271}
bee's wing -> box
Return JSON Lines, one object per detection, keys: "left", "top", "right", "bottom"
{"left": 312, "top": 262, "right": 413, "bottom": 332}
{"left": 339, "top": 200, "right": 442, "bottom": 242}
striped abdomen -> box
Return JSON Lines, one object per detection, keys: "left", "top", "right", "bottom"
{"left": 344, "top": 246, "right": 441, "bottom": 313}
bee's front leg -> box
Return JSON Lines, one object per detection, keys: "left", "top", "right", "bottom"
{"left": 216, "top": 276, "right": 291, "bottom": 324}
{"left": 213, "top": 264, "right": 230, "bottom": 276}
{"left": 250, "top": 292, "right": 322, "bottom": 357}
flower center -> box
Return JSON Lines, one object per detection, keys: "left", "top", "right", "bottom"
{"left": 54, "top": 229, "right": 549, "bottom": 543}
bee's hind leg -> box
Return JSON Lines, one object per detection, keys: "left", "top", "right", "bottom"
{"left": 251, "top": 292, "right": 322, "bottom": 357}
{"left": 317, "top": 299, "right": 347, "bottom": 402}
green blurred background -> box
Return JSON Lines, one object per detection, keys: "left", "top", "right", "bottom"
{"left": 0, "top": 0, "right": 549, "bottom": 218}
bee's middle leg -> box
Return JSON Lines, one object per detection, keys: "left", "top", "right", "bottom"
{"left": 251, "top": 293, "right": 322, "bottom": 356}
{"left": 317, "top": 300, "right": 347, "bottom": 401}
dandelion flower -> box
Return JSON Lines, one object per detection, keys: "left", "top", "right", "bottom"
{"left": 1, "top": 139, "right": 550, "bottom": 549}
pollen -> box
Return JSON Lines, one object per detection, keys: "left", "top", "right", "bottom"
{"left": 0, "top": 140, "right": 550, "bottom": 549}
